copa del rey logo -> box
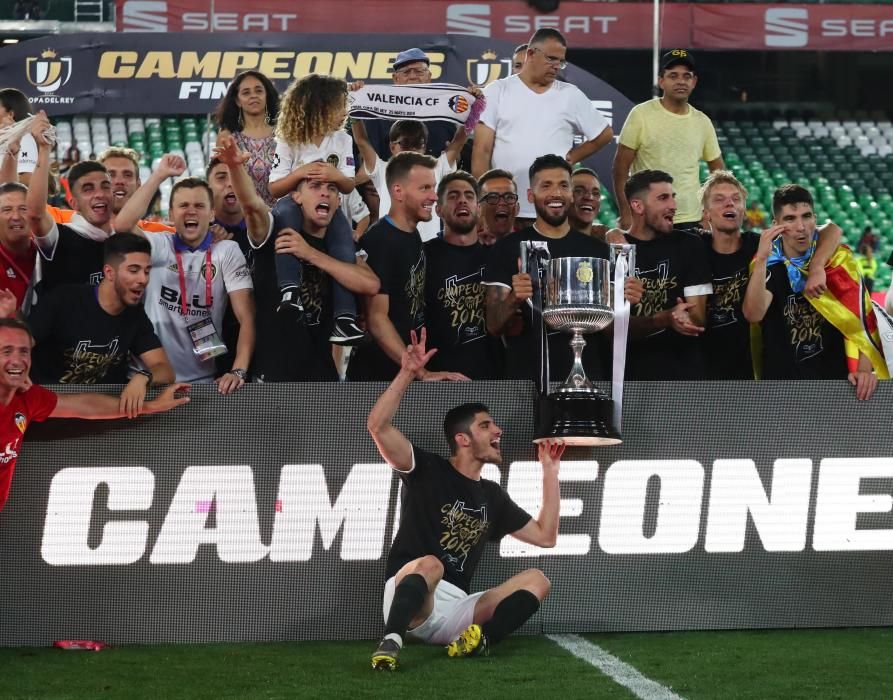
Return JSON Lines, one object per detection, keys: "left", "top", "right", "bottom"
{"left": 466, "top": 49, "right": 511, "bottom": 86}
{"left": 25, "top": 49, "right": 73, "bottom": 94}
{"left": 39, "top": 457, "right": 893, "bottom": 566}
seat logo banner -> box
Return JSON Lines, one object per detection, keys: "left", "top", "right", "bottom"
{"left": 114, "top": 0, "right": 893, "bottom": 51}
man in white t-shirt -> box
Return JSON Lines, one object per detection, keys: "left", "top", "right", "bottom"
{"left": 354, "top": 119, "right": 462, "bottom": 241}
{"left": 140, "top": 178, "right": 255, "bottom": 392}
{"left": 472, "top": 28, "right": 612, "bottom": 221}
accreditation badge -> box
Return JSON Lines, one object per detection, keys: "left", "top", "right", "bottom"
{"left": 186, "top": 317, "right": 228, "bottom": 361}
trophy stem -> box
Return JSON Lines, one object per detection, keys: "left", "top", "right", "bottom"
{"left": 559, "top": 329, "right": 593, "bottom": 392}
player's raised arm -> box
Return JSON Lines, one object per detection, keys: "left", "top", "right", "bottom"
{"left": 366, "top": 329, "right": 436, "bottom": 471}
{"left": 510, "top": 439, "right": 564, "bottom": 548}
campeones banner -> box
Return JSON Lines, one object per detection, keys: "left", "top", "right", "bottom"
{"left": 116, "top": 0, "right": 893, "bottom": 52}
{"left": 2, "top": 381, "right": 893, "bottom": 646}
{"left": 0, "top": 33, "right": 632, "bottom": 190}
{"left": 0, "top": 33, "right": 630, "bottom": 118}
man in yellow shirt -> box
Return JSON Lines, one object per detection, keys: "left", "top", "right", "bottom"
{"left": 613, "top": 49, "right": 724, "bottom": 231}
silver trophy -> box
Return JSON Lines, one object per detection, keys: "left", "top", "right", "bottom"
{"left": 542, "top": 257, "right": 614, "bottom": 392}
{"left": 534, "top": 256, "right": 621, "bottom": 446}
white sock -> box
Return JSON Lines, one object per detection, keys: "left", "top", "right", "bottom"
{"left": 383, "top": 632, "right": 403, "bottom": 648}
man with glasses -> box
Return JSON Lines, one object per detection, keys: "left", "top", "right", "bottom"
{"left": 361, "top": 48, "right": 458, "bottom": 164}
{"left": 472, "top": 29, "right": 612, "bottom": 223}
{"left": 477, "top": 169, "right": 520, "bottom": 246}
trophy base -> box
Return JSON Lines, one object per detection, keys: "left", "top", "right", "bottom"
{"left": 533, "top": 392, "right": 622, "bottom": 447}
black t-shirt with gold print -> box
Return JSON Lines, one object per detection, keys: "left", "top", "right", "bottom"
{"left": 424, "top": 237, "right": 501, "bottom": 379}
{"left": 625, "top": 229, "right": 713, "bottom": 380}
{"left": 29, "top": 284, "right": 161, "bottom": 384}
{"left": 760, "top": 262, "right": 847, "bottom": 379}
{"left": 348, "top": 217, "right": 425, "bottom": 381}
{"left": 385, "top": 446, "right": 531, "bottom": 593}
{"left": 703, "top": 231, "right": 760, "bottom": 380}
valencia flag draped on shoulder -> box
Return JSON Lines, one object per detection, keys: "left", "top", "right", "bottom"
{"left": 816, "top": 245, "right": 889, "bottom": 378}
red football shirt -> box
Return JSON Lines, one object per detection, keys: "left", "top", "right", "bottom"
{"left": 0, "top": 385, "right": 58, "bottom": 512}
{"left": 0, "top": 242, "right": 36, "bottom": 310}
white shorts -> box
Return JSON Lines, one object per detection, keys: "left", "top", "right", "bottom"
{"left": 382, "top": 576, "right": 486, "bottom": 646}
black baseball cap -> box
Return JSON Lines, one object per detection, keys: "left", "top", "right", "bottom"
{"left": 660, "top": 49, "right": 696, "bottom": 73}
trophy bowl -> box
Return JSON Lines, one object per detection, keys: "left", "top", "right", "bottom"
{"left": 533, "top": 256, "right": 621, "bottom": 446}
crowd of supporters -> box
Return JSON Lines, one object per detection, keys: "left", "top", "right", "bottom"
{"left": 0, "top": 29, "right": 888, "bottom": 407}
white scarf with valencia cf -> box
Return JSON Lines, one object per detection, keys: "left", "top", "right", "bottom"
{"left": 348, "top": 83, "right": 485, "bottom": 132}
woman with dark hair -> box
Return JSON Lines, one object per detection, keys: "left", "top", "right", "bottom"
{"left": 214, "top": 70, "right": 280, "bottom": 206}
{"left": 0, "top": 88, "right": 37, "bottom": 186}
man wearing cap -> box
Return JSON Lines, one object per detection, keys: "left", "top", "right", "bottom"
{"left": 361, "top": 48, "right": 458, "bottom": 164}
{"left": 471, "top": 28, "right": 613, "bottom": 223}
{"left": 613, "top": 49, "right": 724, "bottom": 232}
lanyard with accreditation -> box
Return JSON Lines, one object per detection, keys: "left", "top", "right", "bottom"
{"left": 172, "top": 232, "right": 227, "bottom": 361}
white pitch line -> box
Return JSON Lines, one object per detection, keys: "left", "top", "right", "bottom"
{"left": 547, "top": 634, "right": 685, "bottom": 700}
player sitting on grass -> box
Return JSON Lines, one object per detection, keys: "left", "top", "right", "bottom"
{"left": 366, "top": 328, "right": 565, "bottom": 670}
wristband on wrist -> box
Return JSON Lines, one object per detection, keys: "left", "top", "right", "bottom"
{"left": 230, "top": 368, "right": 247, "bottom": 381}
{"left": 133, "top": 368, "right": 153, "bottom": 384}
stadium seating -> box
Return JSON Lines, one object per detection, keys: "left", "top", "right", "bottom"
{"left": 52, "top": 115, "right": 218, "bottom": 216}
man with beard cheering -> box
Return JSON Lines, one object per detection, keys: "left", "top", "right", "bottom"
{"left": 424, "top": 172, "right": 502, "bottom": 379}
{"left": 623, "top": 170, "right": 713, "bottom": 380}
{"left": 483, "top": 155, "right": 642, "bottom": 381}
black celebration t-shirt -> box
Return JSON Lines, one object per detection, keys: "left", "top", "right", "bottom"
{"left": 625, "top": 229, "right": 713, "bottom": 380}
{"left": 233, "top": 215, "right": 338, "bottom": 381}
{"left": 424, "top": 237, "right": 501, "bottom": 379}
{"left": 385, "top": 446, "right": 531, "bottom": 593}
{"left": 703, "top": 231, "right": 760, "bottom": 380}
{"left": 759, "top": 262, "right": 847, "bottom": 379}
{"left": 29, "top": 284, "right": 161, "bottom": 384}
{"left": 348, "top": 217, "right": 425, "bottom": 381}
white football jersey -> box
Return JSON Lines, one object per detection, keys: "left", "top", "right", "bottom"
{"left": 144, "top": 232, "right": 253, "bottom": 382}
